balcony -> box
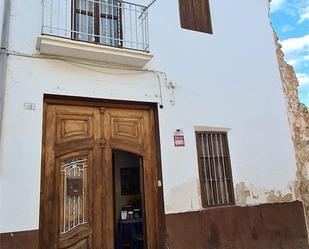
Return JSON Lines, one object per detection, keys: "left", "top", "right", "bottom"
{"left": 37, "top": 0, "right": 153, "bottom": 67}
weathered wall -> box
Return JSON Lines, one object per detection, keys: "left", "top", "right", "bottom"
{"left": 0, "top": 230, "right": 39, "bottom": 249}
{"left": 166, "top": 201, "right": 309, "bottom": 249}
{"left": 1, "top": 202, "right": 307, "bottom": 249}
{"left": 0, "top": 0, "right": 300, "bottom": 233}
{"left": 274, "top": 33, "right": 309, "bottom": 230}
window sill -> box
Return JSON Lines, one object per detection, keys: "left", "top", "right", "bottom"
{"left": 201, "top": 204, "right": 236, "bottom": 211}
{"left": 36, "top": 35, "right": 153, "bottom": 68}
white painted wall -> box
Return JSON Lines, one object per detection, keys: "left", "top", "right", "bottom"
{"left": 0, "top": 0, "right": 4, "bottom": 45}
{"left": 0, "top": 0, "right": 297, "bottom": 233}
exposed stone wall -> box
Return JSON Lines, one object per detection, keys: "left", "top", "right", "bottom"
{"left": 274, "top": 33, "right": 309, "bottom": 229}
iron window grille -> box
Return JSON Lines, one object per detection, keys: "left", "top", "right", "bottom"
{"left": 195, "top": 131, "right": 235, "bottom": 208}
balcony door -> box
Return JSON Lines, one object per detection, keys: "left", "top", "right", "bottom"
{"left": 40, "top": 98, "right": 161, "bottom": 249}
{"left": 73, "top": 0, "right": 121, "bottom": 46}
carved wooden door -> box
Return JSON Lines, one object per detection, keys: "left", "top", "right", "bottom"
{"left": 40, "top": 104, "right": 103, "bottom": 249}
{"left": 40, "top": 103, "right": 159, "bottom": 249}
{"left": 101, "top": 107, "right": 159, "bottom": 249}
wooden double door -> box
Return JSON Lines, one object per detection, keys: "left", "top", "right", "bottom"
{"left": 40, "top": 100, "right": 161, "bottom": 249}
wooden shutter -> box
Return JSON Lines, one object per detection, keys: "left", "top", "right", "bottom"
{"left": 178, "top": 0, "right": 196, "bottom": 32}
{"left": 178, "top": 0, "right": 213, "bottom": 34}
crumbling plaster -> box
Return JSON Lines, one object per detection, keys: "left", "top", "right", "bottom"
{"left": 235, "top": 181, "right": 295, "bottom": 206}
{"left": 274, "top": 33, "right": 309, "bottom": 228}
{"left": 232, "top": 2, "right": 309, "bottom": 212}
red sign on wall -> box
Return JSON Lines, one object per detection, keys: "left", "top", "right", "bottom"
{"left": 174, "top": 129, "right": 185, "bottom": 147}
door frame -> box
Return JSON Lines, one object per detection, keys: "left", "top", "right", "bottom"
{"left": 39, "top": 94, "right": 166, "bottom": 249}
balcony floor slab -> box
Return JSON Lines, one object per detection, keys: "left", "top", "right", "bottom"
{"left": 36, "top": 35, "right": 153, "bottom": 68}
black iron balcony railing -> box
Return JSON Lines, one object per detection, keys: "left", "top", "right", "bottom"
{"left": 42, "top": 0, "right": 150, "bottom": 52}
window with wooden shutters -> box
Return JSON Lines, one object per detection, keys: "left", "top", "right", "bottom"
{"left": 178, "top": 0, "right": 213, "bottom": 34}
{"left": 195, "top": 131, "right": 235, "bottom": 207}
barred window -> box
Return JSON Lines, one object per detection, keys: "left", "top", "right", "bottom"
{"left": 195, "top": 131, "right": 235, "bottom": 207}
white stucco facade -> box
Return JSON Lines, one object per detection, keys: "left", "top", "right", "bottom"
{"left": 0, "top": 0, "right": 297, "bottom": 233}
{"left": 0, "top": 0, "right": 5, "bottom": 45}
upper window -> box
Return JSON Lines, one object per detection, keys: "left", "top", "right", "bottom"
{"left": 195, "top": 131, "right": 234, "bottom": 208}
{"left": 73, "top": 0, "right": 120, "bottom": 46}
{"left": 178, "top": 0, "right": 213, "bottom": 34}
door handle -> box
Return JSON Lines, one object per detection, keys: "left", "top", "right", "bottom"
{"left": 98, "top": 138, "right": 106, "bottom": 148}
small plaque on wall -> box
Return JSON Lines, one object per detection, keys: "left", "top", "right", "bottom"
{"left": 174, "top": 129, "right": 185, "bottom": 147}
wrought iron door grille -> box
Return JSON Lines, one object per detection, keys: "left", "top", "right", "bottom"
{"left": 60, "top": 156, "right": 88, "bottom": 234}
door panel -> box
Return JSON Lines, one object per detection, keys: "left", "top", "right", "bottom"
{"left": 108, "top": 108, "right": 146, "bottom": 155}
{"left": 110, "top": 114, "right": 144, "bottom": 145}
{"left": 56, "top": 113, "right": 94, "bottom": 143}
{"left": 41, "top": 105, "right": 101, "bottom": 249}
{"left": 106, "top": 108, "right": 158, "bottom": 249}
{"left": 41, "top": 102, "right": 160, "bottom": 249}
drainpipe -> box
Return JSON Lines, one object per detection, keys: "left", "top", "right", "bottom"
{"left": 0, "top": 0, "right": 11, "bottom": 140}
